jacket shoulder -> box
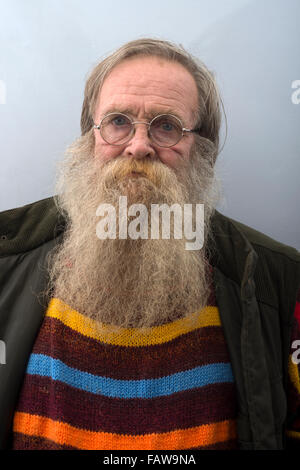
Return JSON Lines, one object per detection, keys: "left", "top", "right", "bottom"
{"left": 215, "top": 210, "right": 300, "bottom": 262}
{"left": 0, "top": 196, "right": 64, "bottom": 257}
{"left": 214, "top": 211, "right": 300, "bottom": 312}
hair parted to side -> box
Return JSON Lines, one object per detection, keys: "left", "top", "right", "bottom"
{"left": 80, "top": 38, "right": 225, "bottom": 160}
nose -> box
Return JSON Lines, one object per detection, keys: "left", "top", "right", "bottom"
{"left": 123, "top": 123, "right": 156, "bottom": 160}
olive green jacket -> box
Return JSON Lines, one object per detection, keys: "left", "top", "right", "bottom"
{"left": 0, "top": 196, "right": 299, "bottom": 450}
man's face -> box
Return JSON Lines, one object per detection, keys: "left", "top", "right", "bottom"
{"left": 93, "top": 56, "right": 199, "bottom": 171}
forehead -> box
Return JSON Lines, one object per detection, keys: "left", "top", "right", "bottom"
{"left": 95, "top": 56, "right": 198, "bottom": 124}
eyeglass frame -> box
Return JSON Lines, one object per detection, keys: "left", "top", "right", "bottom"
{"left": 93, "top": 112, "right": 201, "bottom": 148}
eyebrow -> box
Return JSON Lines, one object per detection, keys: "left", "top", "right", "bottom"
{"left": 98, "top": 106, "right": 184, "bottom": 122}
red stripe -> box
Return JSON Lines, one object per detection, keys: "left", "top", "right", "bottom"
{"left": 294, "top": 301, "right": 300, "bottom": 327}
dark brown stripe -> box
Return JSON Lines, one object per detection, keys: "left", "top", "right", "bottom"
{"left": 290, "top": 314, "right": 300, "bottom": 343}
{"left": 15, "top": 374, "right": 237, "bottom": 434}
{"left": 32, "top": 317, "right": 231, "bottom": 379}
{"left": 12, "top": 432, "right": 77, "bottom": 450}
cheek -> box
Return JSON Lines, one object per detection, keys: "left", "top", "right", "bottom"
{"left": 158, "top": 147, "right": 190, "bottom": 170}
{"left": 94, "top": 136, "right": 122, "bottom": 162}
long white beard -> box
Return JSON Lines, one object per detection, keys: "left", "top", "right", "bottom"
{"left": 44, "top": 136, "right": 220, "bottom": 329}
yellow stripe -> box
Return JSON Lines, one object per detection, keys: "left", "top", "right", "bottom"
{"left": 46, "top": 298, "right": 221, "bottom": 347}
{"left": 286, "top": 430, "right": 300, "bottom": 441}
{"left": 288, "top": 354, "right": 300, "bottom": 394}
{"left": 13, "top": 412, "right": 236, "bottom": 450}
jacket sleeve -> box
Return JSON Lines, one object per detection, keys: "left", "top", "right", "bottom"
{"left": 286, "top": 287, "right": 300, "bottom": 447}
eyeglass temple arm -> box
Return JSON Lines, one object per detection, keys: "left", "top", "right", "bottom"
{"left": 183, "top": 127, "right": 202, "bottom": 135}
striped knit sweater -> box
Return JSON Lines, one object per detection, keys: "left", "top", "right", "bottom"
{"left": 286, "top": 288, "right": 300, "bottom": 444}
{"left": 11, "top": 282, "right": 300, "bottom": 450}
{"left": 12, "top": 276, "right": 239, "bottom": 450}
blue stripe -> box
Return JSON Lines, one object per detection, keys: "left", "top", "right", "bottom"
{"left": 26, "top": 353, "right": 234, "bottom": 399}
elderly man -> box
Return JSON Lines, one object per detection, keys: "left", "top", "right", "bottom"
{"left": 0, "top": 38, "right": 299, "bottom": 451}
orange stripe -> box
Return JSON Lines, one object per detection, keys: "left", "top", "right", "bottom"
{"left": 13, "top": 412, "right": 236, "bottom": 450}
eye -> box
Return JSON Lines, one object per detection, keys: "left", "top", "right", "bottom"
{"left": 151, "top": 115, "right": 181, "bottom": 134}
{"left": 111, "top": 115, "right": 129, "bottom": 126}
{"left": 159, "top": 119, "right": 174, "bottom": 131}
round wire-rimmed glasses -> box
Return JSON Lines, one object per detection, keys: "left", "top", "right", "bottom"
{"left": 93, "top": 112, "right": 201, "bottom": 148}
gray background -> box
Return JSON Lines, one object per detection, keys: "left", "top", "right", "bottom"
{"left": 0, "top": 0, "right": 299, "bottom": 249}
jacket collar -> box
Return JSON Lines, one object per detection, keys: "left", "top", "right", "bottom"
{"left": 208, "top": 210, "right": 258, "bottom": 290}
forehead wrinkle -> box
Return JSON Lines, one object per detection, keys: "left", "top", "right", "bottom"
{"left": 102, "top": 73, "right": 192, "bottom": 100}
{"left": 100, "top": 92, "right": 193, "bottom": 123}
{"left": 108, "top": 83, "right": 189, "bottom": 102}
